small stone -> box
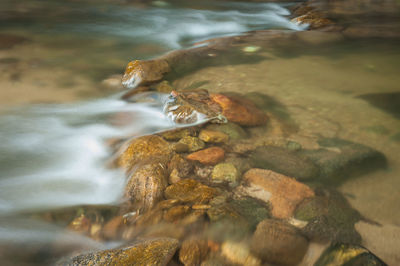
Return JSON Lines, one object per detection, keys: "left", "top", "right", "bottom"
{"left": 239, "top": 168, "right": 315, "bottom": 219}
{"left": 179, "top": 239, "right": 209, "bottom": 266}
{"left": 199, "top": 129, "right": 229, "bottom": 143}
{"left": 171, "top": 142, "right": 190, "bottom": 153}
{"left": 221, "top": 241, "right": 261, "bottom": 266}
{"left": 194, "top": 165, "right": 214, "bottom": 179}
{"left": 164, "top": 205, "right": 191, "bottom": 222}
{"left": 168, "top": 154, "right": 192, "bottom": 177}
{"left": 67, "top": 214, "right": 91, "bottom": 235}
{"left": 59, "top": 237, "right": 179, "bottom": 265}
{"left": 122, "top": 59, "right": 171, "bottom": 89}
{"left": 179, "top": 136, "right": 205, "bottom": 152}
{"left": 210, "top": 93, "right": 268, "bottom": 126}
{"left": 125, "top": 162, "right": 168, "bottom": 212}
{"left": 211, "top": 163, "right": 240, "bottom": 186}
{"left": 242, "top": 46, "right": 261, "bottom": 53}
{"left": 187, "top": 147, "right": 225, "bottom": 165}
{"left": 116, "top": 135, "right": 171, "bottom": 171}
{"left": 165, "top": 179, "right": 217, "bottom": 205}
{"left": 206, "top": 122, "right": 248, "bottom": 140}
{"left": 161, "top": 128, "right": 193, "bottom": 141}
{"left": 250, "top": 219, "right": 308, "bottom": 265}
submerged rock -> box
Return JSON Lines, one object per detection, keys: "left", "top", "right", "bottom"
{"left": 164, "top": 179, "right": 217, "bottom": 205}
{"left": 221, "top": 240, "right": 261, "bottom": 266}
{"left": 210, "top": 94, "right": 268, "bottom": 126}
{"left": 211, "top": 163, "right": 240, "bottom": 186}
{"left": 116, "top": 135, "right": 171, "bottom": 171}
{"left": 206, "top": 122, "right": 248, "bottom": 140}
{"left": 125, "top": 162, "right": 168, "bottom": 212}
{"left": 299, "top": 138, "right": 387, "bottom": 184}
{"left": 122, "top": 59, "right": 170, "bottom": 89}
{"left": 250, "top": 219, "right": 309, "bottom": 265}
{"left": 250, "top": 146, "right": 319, "bottom": 181}
{"left": 59, "top": 237, "right": 179, "bottom": 265}
{"left": 314, "top": 243, "right": 387, "bottom": 266}
{"left": 187, "top": 147, "right": 225, "bottom": 165}
{"left": 179, "top": 136, "right": 205, "bottom": 152}
{"left": 199, "top": 129, "right": 229, "bottom": 143}
{"left": 238, "top": 168, "right": 314, "bottom": 219}
{"left": 179, "top": 238, "right": 209, "bottom": 266}
{"left": 0, "top": 33, "right": 29, "bottom": 49}
{"left": 294, "top": 188, "right": 362, "bottom": 244}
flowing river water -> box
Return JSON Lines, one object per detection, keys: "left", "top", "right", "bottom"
{"left": 0, "top": 0, "right": 400, "bottom": 265}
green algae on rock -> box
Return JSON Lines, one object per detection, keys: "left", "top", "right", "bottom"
{"left": 206, "top": 122, "right": 248, "bottom": 140}
{"left": 294, "top": 188, "right": 363, "bottom": 244}
{"left": 250, "top": 146, "right": 320, "bottom": 181}
{"left": 179, "top": 136, "right": 205, "bottom": 152}
{"left": 58, "top": 237, "right": 179, "bottom": 266}
{"left": 199, "top": 129, "right": 229, "bottom": 143}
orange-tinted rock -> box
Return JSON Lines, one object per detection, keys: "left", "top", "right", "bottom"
{"left": 210, "top": 94, "right": 267, "bottom": 126}
{"left": 122, "top": 59, "right": 170, "bottom": 89}
{"left": 239, "top": 169, "right": 314, "bottom": 219}
{"left": 187, "top": 147, "right": 225, "bottom": 165}
{"left": 125, "top": 162, "right": 168, "bottom": 212}
{"left": 116, "top": 135, "right": 171, "bottom": 171}
{"left": 164, "top": 179, "right": 217, "bottom": 205}
{"left": 163, "top": 205, "right": 191, "bottom": 222}
{"left": 103, "top": 216, "right": 124, "bottom": 240}
{"left": 179, "top": 238, "right": 209, "bottom": 266}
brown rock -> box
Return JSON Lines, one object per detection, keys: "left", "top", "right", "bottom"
{"left": 103, "top": 216, "right": 124, "bottom": 240}
{"left": 199, "top": 129, "right": 229, "bottom": 143}
{"left": 67, "top": 214, "right": 91, "bottom": 235}
{"left": 168, "top": 154, "right": 192, "bottom": 177}
{"left": 239, "top": 169, "right": 314, "bottom": 219}
{"left": 179, "top": 136, "right": 205, "bottom": 152}
{"left": 165, "top": 179, "right": 217, "bottom": 205}
{"left": 251, "top": 219, "right": 308, "bottom": 265}
{"left": 164, "top": 205, "right": 191, "bottom": 222}
{"left": 116, "top": 135, "right": 171, "bottom": 171}
{"left": 0, "top": 33, "right": 29, "bottom": 49}
{"left": 210, "top": 94, "right": 267, "bottom": 126}
{"left": 221, "top": 241, "right": 261, "bottom": 266}
{"left": 59, "top": 237, "right": 179, "bottom": 265}
{"left": 161, "top": 128, "right": 194, "bottom": 141}
{"left": 125, "top": 162, "right": 168, "bottom": 212}
{"left": 179, "top": 238, "right": 209, "bottom": 266}
{"left": 187, "top": 147, "right": 225, "bottom": 165}
{"left": 122, "top": 59, "right": 171, "bottom": 89}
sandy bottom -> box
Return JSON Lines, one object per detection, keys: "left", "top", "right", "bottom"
{"left": 172, "top": 38, "right": 400, "bottom": 265}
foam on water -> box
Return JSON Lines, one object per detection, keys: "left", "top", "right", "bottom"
{"left": 0, "top": 92, "right": 205, "bottom": 214}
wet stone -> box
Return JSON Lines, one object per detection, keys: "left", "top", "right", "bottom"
{"left": 194, "top": 165, "right": 214, "bottom": 179}
{"left": 122, "top": 59, "right": 171, "bottom": 89}
{"left": 206, "top": 122, "right": 248, "bottom": 140}
{"left": 210, "top": 93, "right": 268, "bottom": 126}
{"left": 314, "top": 243, "right": 387, "bottom": 266}
{"left": 187, "top": 147, "right": 225, "bottom": 165}
{"left": 294, "top": 188, "right": 362, "bottom": 244}
{"left": 221, "top": 240, "right": 261, "bottom": 266}
{"left": 125, "top": 162, "right": 168, "bottom": 212}
{"left": 238, "top": 168, "right": 315, "bottom": 219}
{"left": 116, "top": 135, "right": 171, "bottom": 171}
{"left": 179, "top": 136, "right": 205, "bottom": 152}
{"left": 164, "top": 89, "right": 225, "bottom": 124}
{"left": 164, "top": 179, "right": 217, "bottom": 205}
{"left": 168, "top": 154, "right": 192, "bottom": 177}
{"left": 250, "top": 219, "right": 309, "bottom": 266}
{"left": 59, "top": 237, "right": 179, "bottom": 266}
{"left": 160, "top": 128, "right": 194, "bottom": 141}
{"left": 211, "top": 163, "right": 240, "bottom": 186}
{"left": 164, "top": 205, "right": 191, "bottom": 222}
{"left": 179, "top": 238, "right": 209, "bottom": 266}
{"left": 250, "top": 146, "right": 320, "bottom": 181}
{"left": 199, "top": 129, "right": 229, "bottom": 143}
{"left": 299, "top": 138, "right": 387, "bottom": 184}
{"left": 224, "top": 154, "right": 253, "bottom": 174}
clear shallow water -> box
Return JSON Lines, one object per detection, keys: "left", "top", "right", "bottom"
{"left": 1, "top": 0, "right": 400, "bottom": 265}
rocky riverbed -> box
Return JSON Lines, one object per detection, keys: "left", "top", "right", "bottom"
{"left": 1, "top": 0, "right": 400, "bottom": 265}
